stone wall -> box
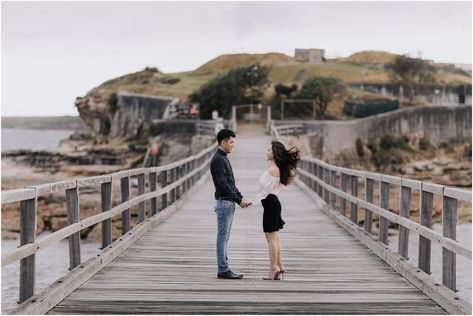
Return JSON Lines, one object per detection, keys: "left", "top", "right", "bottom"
{"left": 110, "top": 92, "right": 179, "bottom": 139}
{"left": 274, "top": 105, "right": 472, "bottom": 155}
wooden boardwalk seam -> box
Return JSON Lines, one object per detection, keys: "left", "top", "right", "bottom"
{"left": 48, "top": 132, "right": 446, "bottom": 314}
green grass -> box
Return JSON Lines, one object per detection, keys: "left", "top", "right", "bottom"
{"left": 84, "top": 51, "right": 472, "bottom": 105}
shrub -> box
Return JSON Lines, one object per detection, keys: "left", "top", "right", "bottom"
{"left": 159, "top": 77, "right": 181, "bottom": 85}
{"left": 419, "top": 138, "right": 434, "bottom": 151}
{"left": 107, "top": 93, "right": 118, "bottom": 114}
{"left": 144, "top": 66, "right": 159, "bottom": 73}
{"left": 380, "top": 135, "right": 414, "bottom": 153}
{"left": 148, "top": 124, "right": 160, "bottom": 136}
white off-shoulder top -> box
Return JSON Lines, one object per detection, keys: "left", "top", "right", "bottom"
{"left": 251, "top": 170, "right": 286, "bottom": 204}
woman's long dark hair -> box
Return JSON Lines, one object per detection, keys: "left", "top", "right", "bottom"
{"left": 271, "top": 141, "right": 301, "bottom": 185}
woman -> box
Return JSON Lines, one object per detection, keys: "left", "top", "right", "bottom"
{"left": 251, "top": 141, "right": 300, "bottom": 280}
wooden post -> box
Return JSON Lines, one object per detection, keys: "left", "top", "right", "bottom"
{"left": 161, "top": 170, "right": 168, "bottom": 211}
{"left": 137, "top": 173, "right": 145, "bottom": 223}
{"left": 303, "top": 161, "right": 308, "bottom": 186}
{"left": 170, "top": 168, "right": 176, "bottom": 203}
{"left": 308, "top": 162, "right": 311, "bottom": 188}
{"left": 311, "top": 162, "right": 317, "bottom": 192}
{"left": 364, "top": 178, "right": 374, "bottom": 233}
{"left": 66, "top": 186, "right": 81, "bottom": 270}
{"left": 186, "top": 162, "right": 191, "bottom": 192}
{"left": 398, "top": 185, "right": 411, "bottom": 259}
{"left": 121, "top": 175, "right": 131, "bottom": 234}
{"left": 101, "top": 182, "right": 112, "bottom": 249}
{"left": 323, "top": 168, "right": 330, "bottom": 203}
{"left": 330, "top": 170, "right": 336, "bottom": 208}
{"left": 19, "top": 196, "right": 37, "bottom": 303}
{"left": 181, "top": 164, "right": 186, "bottom": 193}
{"left": 317, "top": 165, "right": 323, "bottom": 197}
{"left": 191, "top": 160, "right": 196, "bottom": 186}
{"left": 442, "top": 195, "right": 457, "bottom": 291}
{"left": 379, "top": 181, "right": 390, "bottom": 245}
{"left": 340, "top": 173, "right": 348, "bottom": 217}
{"left": 149, "top": 172, "right": 157, "bottom": 216}
{"left": 176, "top": 166, "right": 182, "bottom": 199}
{"left": 419, "top": 188, "right": 433, "bottom": 274}
{"left": 350, "top": 175, "right": 358, "bottom": 223}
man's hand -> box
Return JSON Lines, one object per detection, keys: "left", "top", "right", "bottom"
{"left": 239, "top": 198, "right": 251, "bottom": 208}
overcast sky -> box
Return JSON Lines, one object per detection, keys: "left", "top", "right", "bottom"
{"left": 1, "top": 1, "right": 472, "bottom": 116}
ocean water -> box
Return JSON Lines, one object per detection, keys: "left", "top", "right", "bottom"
{"left": 1, "top": 129, "right": 74, "bottom": 152}
{"left": 1, "top": 235, "right": 101, "bottom": 314}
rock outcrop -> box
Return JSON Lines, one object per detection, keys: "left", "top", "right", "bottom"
{"left": 75, "top": 92, "right": 179, "bottom": 141}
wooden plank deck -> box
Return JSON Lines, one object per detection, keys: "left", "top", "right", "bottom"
{"left": 48, "top": 132, "right": 446, "bottom": 314}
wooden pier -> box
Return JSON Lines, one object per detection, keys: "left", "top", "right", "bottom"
{"left": 2, "top": 130, "right": 470, "bottom": 315}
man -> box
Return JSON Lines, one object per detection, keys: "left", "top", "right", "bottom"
{"left": 210, "top": 128, "right": 250, "bottom": 279}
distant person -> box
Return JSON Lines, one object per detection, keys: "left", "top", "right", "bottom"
{"left": 190, "top": 104, "right": 199, "bottom": 119}
{"left": 169, "top": 104, "right": 177, "bottom": 119}
{"left": 212, "top": 109, "right": 219, "bottom": 120}
{"left": 210, "top": 128, "right": 250, "bottom": 279}
{"left": 250, "top": 141, "right": 300, "bottom": 280}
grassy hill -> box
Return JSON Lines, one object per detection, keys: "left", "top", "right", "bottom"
{"left": 334, "top": 51, "right": 397, "bottom": 65}
{"left": 83, "top": 50, "right": 472, "bottom": 113}
{"left": 194, "top": 52, "right": 294, "bottom": 75}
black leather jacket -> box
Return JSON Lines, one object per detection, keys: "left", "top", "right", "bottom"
{"left": 210, "top": 149, "right": 243, "bottom": 204}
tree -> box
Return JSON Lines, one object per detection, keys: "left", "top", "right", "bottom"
{"left": 188, "top": 63, "right": 270, "bottom": 119}
{"left": 388, "top": 55, "right": 435, "bottom": 104}
{"left": 294, "top": 76, "right": 345, "bottom": 119}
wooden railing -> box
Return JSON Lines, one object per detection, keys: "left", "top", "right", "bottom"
{"left": 271, "top": 125, "right": 472, "bottom": 315}
{"left": 1, "top": 142, "right": 217, "bottom": 314}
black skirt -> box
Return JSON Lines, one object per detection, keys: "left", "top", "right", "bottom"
{"left": 261, "top": 194, "right": 285, "bottom": 233}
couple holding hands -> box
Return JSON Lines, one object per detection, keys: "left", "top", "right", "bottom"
{"left": 210, "top": 129, "right": 300, "bottom": 280}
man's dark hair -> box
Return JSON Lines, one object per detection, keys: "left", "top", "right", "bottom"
{"left": 217, "top": 129, "right": 236, "bottom": 145}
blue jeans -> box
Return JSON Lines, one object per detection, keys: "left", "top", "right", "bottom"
{"left": 214, "top": 199, "right": 235, "bottom": 274}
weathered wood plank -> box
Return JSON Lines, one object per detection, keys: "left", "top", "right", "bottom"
{"left": 350, "top": 175, "right": 358, "bottom": 223}
{"left": 340, "top": 173, "right": 348, "bottom": 217}
{"left": 379, "top": 181, "right": 389, "bottom": 245}
{"left": 19, "top": 197, "right": 37, "bottom": 303}
{"left": 121, "top": 175, "right": 131, "bottom": 234}
{"left": 442, "top": 196, "right": 457, "bottom": 292}
{"left": 419, "top": 188, "right": 433, "bottom": 274}
{"left": 137, "top": 173, "right": 146, "bottom": 223}
{"left": 66, "top": 186, "right": 81, "bottom": 271}
{"left": 398, "top": 185, "right": 411, "bottom": 259}
{"left": 149, "top": 172, "right": 157, "bottom": 216}
{"left": 101, "top": 182, "right": 112, "bottom": 249}
{"left": 364, "top": 178, "right": 374, "bottom": 234}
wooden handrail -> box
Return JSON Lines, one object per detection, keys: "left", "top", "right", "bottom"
{"left": 1, "top": 142, "right": 218, "bottom": 304}
{"left": 298, "top": 168, "right": 472, "bottom": 258}
{"left": 271, "top": 123, "right": 472, "bottom": 314}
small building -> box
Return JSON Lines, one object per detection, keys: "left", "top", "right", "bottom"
{"left": 295, "top": 48, "right": 325, "bottom": 64}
